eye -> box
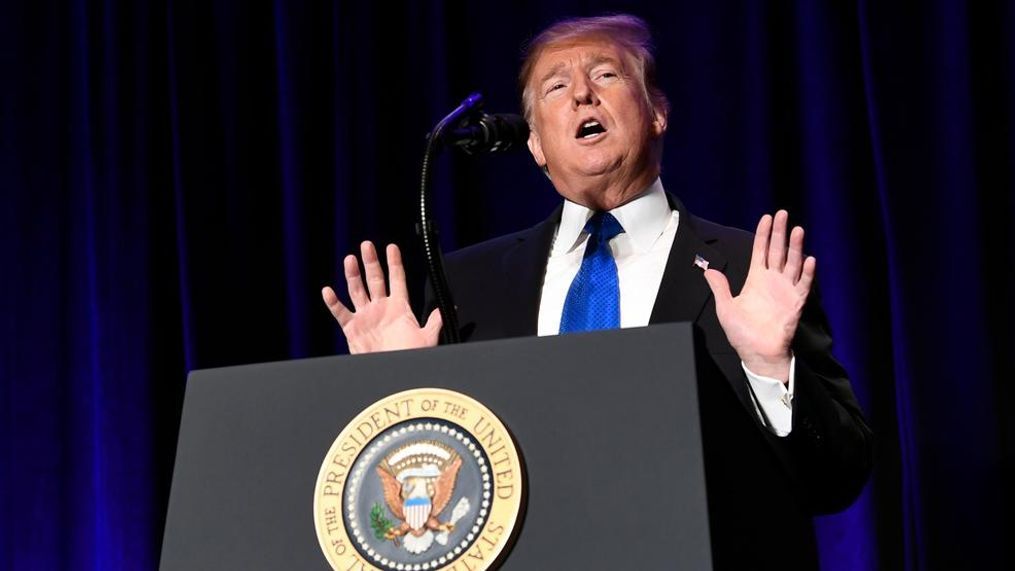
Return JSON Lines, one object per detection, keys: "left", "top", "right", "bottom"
{"left": 595, "top": 70, "right": 619, "bottom": 81}
{"left": 546, "top": 81, "right": 566, "bottom": 95}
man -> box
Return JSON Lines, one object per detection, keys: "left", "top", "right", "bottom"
{"left": 323, "top": 15, "right": 872, "bottom": 569}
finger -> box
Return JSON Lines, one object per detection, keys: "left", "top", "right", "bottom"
{"left": 422, "top": 308, "right": 444, "bottom": 343}
{"left": 702, "top": 268, "right": 734, "bottom": 308}
{"left": 784, "top": 226, "right": 805, "bottom": 282}
{"left": 796, "top": 256, "right": 817, "bottom": 296}
{"left": 751, "top": 214, "right": 773, "bottom": 272}
{"left": 322, "top": 286, "right": 354, "bottom": 327}
{"left": 361, "top": 241, "right": 388, "bottom": 300}
{"left": 344, "top": 254, "right": 370, "bottom": 309}
{"left": 768, "top": 210, "right": 789, "bottom": 271}
{"left": 386, "top": 244, "right": 409, "bottom": 300}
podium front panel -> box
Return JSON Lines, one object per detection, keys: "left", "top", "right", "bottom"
{"left": 160, "top": 322, "right": 711, "bottom": 569}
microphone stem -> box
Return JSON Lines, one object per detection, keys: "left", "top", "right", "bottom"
{"left": 418, "top": 98, "right": 474, "bottom": 344}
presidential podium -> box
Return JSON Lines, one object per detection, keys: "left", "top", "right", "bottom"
{"left": 159, "top": 323, "right": 712, "bottom": 570}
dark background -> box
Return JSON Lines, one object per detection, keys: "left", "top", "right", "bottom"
{"left": 1, "top": 0, "right": 1013, "bottom": 569}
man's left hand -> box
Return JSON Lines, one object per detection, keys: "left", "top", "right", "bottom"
{"left": 702, "top": 210, "right": 815, "bottom": 383}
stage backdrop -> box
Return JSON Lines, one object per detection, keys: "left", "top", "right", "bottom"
{"left": 2, "top": 0, "right": 1012, "bottom": 569}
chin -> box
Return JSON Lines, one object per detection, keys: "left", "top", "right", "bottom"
{"left": 575, "top": 154, "right": 624, "bottom": 177}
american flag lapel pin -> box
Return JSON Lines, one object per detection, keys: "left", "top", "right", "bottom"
{"left": 694, "top": 254, "right": 709, "bottom": 270}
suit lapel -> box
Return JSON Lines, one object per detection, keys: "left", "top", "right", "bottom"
{"left": 649, "top": 194, "right": 727, "bottom": 325}
{"left": 498, "top": 206, "right": 561, "bottom": 338}
{"left": 651, "top": 195, "right": 766, "bottom": 427}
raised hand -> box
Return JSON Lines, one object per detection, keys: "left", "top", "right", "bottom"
{"left": 701, "top": 210, "right": 815, "bottom": 382}
{"left": 322, "top": 241, "right": 442, "bottom": 354}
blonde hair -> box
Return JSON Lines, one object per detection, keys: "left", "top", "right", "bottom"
{"left": 519, "top": 14, "right": 670, "bottom": 123}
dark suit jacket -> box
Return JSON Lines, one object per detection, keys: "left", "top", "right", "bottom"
{"left": 427, "top": 195, "right": 873, "bottom": 569}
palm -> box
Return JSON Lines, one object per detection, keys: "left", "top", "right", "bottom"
{"left": 703, "top": 211, "right": 815, "bottom": 380}
{"left": 716, "top": 264, "right": 807, "bottom": 358}
{"left": 323, "top": 242, "right": 442, "bottom": 354}
{"left": 340, "top": 296, "right": 437, "bottom": 353}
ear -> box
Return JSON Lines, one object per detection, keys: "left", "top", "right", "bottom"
{"left": 651, "top": 106, "right": 668, "bottom": 137}
{"left": 527, "top": 129, "right": 546, "bottom": 168}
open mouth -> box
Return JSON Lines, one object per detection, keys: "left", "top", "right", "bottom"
{"left": 575, "top": 120, "right": 606, "bottom": 139}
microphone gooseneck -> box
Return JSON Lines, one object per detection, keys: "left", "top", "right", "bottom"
{"left": 417, "top": 93, "right": 529, "bottom": 345}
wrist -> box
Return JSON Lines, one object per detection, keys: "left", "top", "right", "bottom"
{"left": 741, "top": 353, "right": 792, "bottom": 384}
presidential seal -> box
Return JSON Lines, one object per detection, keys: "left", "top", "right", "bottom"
{"left": 314, "top": 388, "right": 523, "bottom": 571}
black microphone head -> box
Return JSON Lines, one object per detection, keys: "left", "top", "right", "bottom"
{"left": 450, "top": 113, "right": 530, "bottom": 154}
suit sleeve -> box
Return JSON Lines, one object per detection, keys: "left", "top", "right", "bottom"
{"left": 782, "top": 285, "right": 874, "bottom": 514}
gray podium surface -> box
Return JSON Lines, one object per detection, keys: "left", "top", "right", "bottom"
{"left": 160, "top": 323, "right": 711, "bottom": 570}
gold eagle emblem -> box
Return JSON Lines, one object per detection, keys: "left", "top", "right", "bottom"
{"left": 375, "top": 440, "right": 465, "bottom": 554}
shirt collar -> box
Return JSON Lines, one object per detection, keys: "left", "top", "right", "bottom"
{"left": 553, "top": 177, "right": 673, "bottom": 255}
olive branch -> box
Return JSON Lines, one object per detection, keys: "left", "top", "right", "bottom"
{"left": 370, "top": 502, "right": 394, "bottom": 541}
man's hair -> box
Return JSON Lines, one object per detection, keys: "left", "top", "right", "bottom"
{"left": 518, "top": 14, "right": 670, "bottom": 123}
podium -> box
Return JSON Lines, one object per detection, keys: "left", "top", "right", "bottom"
{"left": 160, "top": 323, "right": 712, "bottom": 569}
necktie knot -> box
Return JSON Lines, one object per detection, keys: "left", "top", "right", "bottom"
{"left": 585, "top": 212, "right": 625, "bottom": 244}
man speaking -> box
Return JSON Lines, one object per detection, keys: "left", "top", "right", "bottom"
{"left": 322, "top": 14, "right": 872, "bottom": 569}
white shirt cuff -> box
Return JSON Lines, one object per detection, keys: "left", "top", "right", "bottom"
{"left": 742, "top": 357, "right": 795, "bottom": 437}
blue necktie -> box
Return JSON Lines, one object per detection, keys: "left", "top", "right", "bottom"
{"left": 560, "top": 212, "right": 625, "bottom": 333}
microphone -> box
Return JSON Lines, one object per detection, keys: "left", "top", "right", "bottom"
{"left": 445, "top": 112, "right": 530, "bottom": 154}
{"left": 419, "top": 93, "right": 528, "bottom": 343}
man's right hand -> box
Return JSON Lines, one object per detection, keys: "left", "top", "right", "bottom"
{"left": 322, "top": 241, "right": 442, "bottom": 354}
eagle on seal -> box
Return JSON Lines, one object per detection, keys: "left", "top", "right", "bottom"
{"left": 377, "top": 446, "right": 463, "bottom": 544}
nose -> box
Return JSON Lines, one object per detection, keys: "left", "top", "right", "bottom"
{"left": 571, "top": 75, "right": 598, "bottom": 108}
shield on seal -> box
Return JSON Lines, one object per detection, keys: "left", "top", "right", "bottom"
{"left": 403, "top": 497, "right": 432, "bottom": 531}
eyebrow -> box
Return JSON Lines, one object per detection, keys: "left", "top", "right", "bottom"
{"left": 538, "top": 62, "right": 569, "bottom": 86}
{"left": 586, "top": 54, "right": 621, "bottom": 69}
{"left": 537, "top": 52, "right": 623, "bottom": 86}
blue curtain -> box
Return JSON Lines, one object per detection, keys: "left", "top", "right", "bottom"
{"left": 2, "top": 0, "right": 1012, "bottom": 569}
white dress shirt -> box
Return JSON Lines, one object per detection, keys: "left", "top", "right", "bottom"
{"left": 536, "top": 178, "right": 795, "bottom": 436}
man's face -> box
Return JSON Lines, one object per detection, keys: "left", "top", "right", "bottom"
{"left": 526, "top": 38, "right": 666, "bottom": 209}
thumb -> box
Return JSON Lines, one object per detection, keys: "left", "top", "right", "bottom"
{"left": 422, "top": 308, "right": 444, "bottom": 341}
{"left": 702, "top": 268, "right": 733, "bottom": 306}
